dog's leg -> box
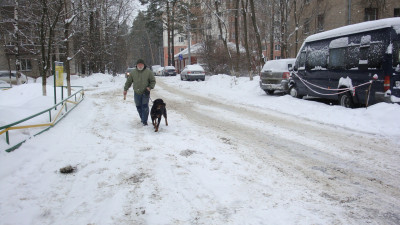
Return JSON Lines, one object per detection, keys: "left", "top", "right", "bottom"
{"left": 164, "top": 109, "right": 168, "bottom": 126}
{"left": 155, "top": 116, "right": 161, "bottom": 132}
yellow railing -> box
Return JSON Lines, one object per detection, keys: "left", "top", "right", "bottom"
{"left": 1, "top": 86, "right": 84, "bottom": 152}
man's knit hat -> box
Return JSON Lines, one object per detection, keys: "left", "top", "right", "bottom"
{"left": 136, "top": 59, "right": 145, "bottom": 65}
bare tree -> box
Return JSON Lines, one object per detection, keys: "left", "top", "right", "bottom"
{"left": 234, "top": 0, "right": 240, "bottom": 76}
{"left": 241, "top": 0, "right": 252, "bottom": 78}
{"left": 249, "top": 0, "right": 263, "bottom": 75}
{"left": 38, "top": 0, "right": 64, "bottom": 96}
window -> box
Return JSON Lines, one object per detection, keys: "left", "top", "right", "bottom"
{"left": 275, "top": 56, "right": 281, "bottom": 60}
{"left": 296, "top": 50, "right": 306, "bottom": 69}
{"left": 306, "top": 48, "right": 328, "bottom": 69}
{"left": 367, "top": 42, "right": 384, "bottom": 68}
{"left": 393, "top": 41, "right": 400, "bottom": 67}
{"left": 394, "top": 8, "right": 400, "bottom": 17}
{"left": 274, "top": 44, "right": 281, "bottom": 51}
{"left": 329, "top": 48, "right": 346, "bottom": 69}
{"left": 20, "top": 59, "right": 32, "bottom": 71}
{"left": 317, "top": 14, "right": 324, "bottom": 32}
{"left": 365, "top": 8, "right": 378, "bottom": 21}
{"left": 178, "top": 37, "right": 185, "bottom": 42}
{"left": 180, "top": 48, "right": 185, "bottom": 52}
{"left": 347, "top": 44, "right": 360, "bottom": 69}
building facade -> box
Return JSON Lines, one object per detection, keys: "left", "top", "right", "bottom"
{"left": 287, "top": 0, "right": 400, "bottom": 57}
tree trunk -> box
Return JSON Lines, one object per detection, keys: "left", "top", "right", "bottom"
{"left": 249, "top": 0, "right": 263, "bottom": 75}
{"left": 234, "top": 0, "right": 240, "bottom": 77}
{"left": 167, "top": 1, "right": 171, "bottom": 66}
{"left": 214, "top": 1, "right": 231, "bottom": 73}
{"left": 39, "top": 0, "right": 63, "bottom": 96}
{"left": 13, "top": 0, "right": 21, "bottom": 85}
{"left": 294, "top": 0, "right": 299, "bottom": 54}
{"left": 270, "top": 0, "right": 275, "bottom": 61}
{"left": 241, "top": 0, "right": 252, "bottom": 79}
{"left": 64, "top": 0, "right": 73, "bottom": 96}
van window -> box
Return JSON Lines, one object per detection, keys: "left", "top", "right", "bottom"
{"left": 329, "top": 48, "right": 346, "bottom": 70}
{"left": 347, "top": 44, "right": 360, "bottom": 69}
{"left": 367, "top": 42, "right": 385, "bottom": 68}
{"left": 328, "top": 37, "right": 348, "bottom": 70}
{"left": 306, "top": 48, "right": 328, "bottom": 69}
{"left": 296, "top": 50, "right": 306, "bottom": 70}
{"left": 394, "top": 41, "right": 400, "bottom": 68}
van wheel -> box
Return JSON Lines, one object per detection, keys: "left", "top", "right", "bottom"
{"left": 289, "top": 86, "right": 302, "bottom": 99}
{"left": 339, "top": 92, "right": 354, "bottom": 108}
{"left": 265, "top": 90, "right": 274, "bottom": 95}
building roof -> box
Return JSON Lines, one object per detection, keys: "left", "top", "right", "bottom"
{"left": 174, "top": 42, "right": 246, "bottom": 59}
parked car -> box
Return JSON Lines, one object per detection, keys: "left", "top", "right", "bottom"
{"left": 259, "top": 58, "right": 295, "bottom": 95}
{"left": 125, "top": 67, "right": 135, "bottom": 78}
{"left": 163, "top": 66, "right": 177, "bottom": 76}
{"left": 0, "top": 71, "right": 27, "bottom": 84}
{"left": 156, "top": 67, "right": 164, "bottom": 76}
{"left": 180, "top": 64, "right": 206, "bottom": 81}
{"left": 289, "top": 18, "right": 400, "bottom": 108}
{"left": 151, "top": 65, "right": 161, "bottom": 76}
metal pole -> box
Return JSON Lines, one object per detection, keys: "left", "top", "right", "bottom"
{"left": 53, "top": 61, "right": 57, "bottom": 110}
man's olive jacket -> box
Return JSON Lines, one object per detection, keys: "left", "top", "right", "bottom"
{"left": 124, "top": 67, "right": 156, "bottom": 95}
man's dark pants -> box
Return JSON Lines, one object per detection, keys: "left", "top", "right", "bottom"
{"left": 134, "top": 92, "right": 150, "bottom": 125}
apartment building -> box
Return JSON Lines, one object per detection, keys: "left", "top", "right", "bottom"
{"left": 0, "top": 0, "right": 78, "bottom": 78}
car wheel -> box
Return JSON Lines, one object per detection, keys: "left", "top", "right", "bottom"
{"left": 339, "top": 92, "right": 354, "bottom": 108}
{"left": 289, "top": 86, "right": 302, "bottom": 99}
{"left": 265, "top": 90, "right": 274, "bottom": 95}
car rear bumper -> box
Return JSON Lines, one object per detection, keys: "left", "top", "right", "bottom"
{"left": 259, "top": 80, "right": 289, "bottom": 92}
{"left": 186, "top": 75, "right": 205, "bottom": 80}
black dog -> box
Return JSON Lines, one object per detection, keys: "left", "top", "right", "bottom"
{"left": 150, "top": 99, "right": 168, "bottom": 132}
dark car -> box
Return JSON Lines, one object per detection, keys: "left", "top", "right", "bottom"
{"left": 163, "top": 66, "right": 177, "bottom": 76}
{"left": 259, "top": 58, "right": 295, "bottom": 95}
{"left": 289, "top": 18, "right": 400, "bottom": 107}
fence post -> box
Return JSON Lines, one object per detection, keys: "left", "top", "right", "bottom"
{"left": 6, "top": 130, "right": 9, "bottom": 145}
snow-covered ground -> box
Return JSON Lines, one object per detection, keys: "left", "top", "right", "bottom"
{"left": 1, "top": 73, "right": 399, "bottom": 224}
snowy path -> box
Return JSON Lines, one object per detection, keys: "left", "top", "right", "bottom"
{"left": 1, "top": 76, "right": 399, "bottom": 225}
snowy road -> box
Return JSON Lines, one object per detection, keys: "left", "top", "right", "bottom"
{"left": 1, "top": 75, "right": 400, "bottom": 225}
{"left": 155, "top": 78, "right": 400, "bottom": 224}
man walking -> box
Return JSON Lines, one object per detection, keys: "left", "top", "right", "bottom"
{"left": 124, "top": 59, "right": 156, "bottom": 126}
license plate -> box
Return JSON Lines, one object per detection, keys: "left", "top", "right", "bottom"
{"left": 396, "top": 81, "right": 400, "bottom": 88}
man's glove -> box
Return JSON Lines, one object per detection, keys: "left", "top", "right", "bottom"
{"left": 144, "top": 88, "right": 150, "bottom": 95}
